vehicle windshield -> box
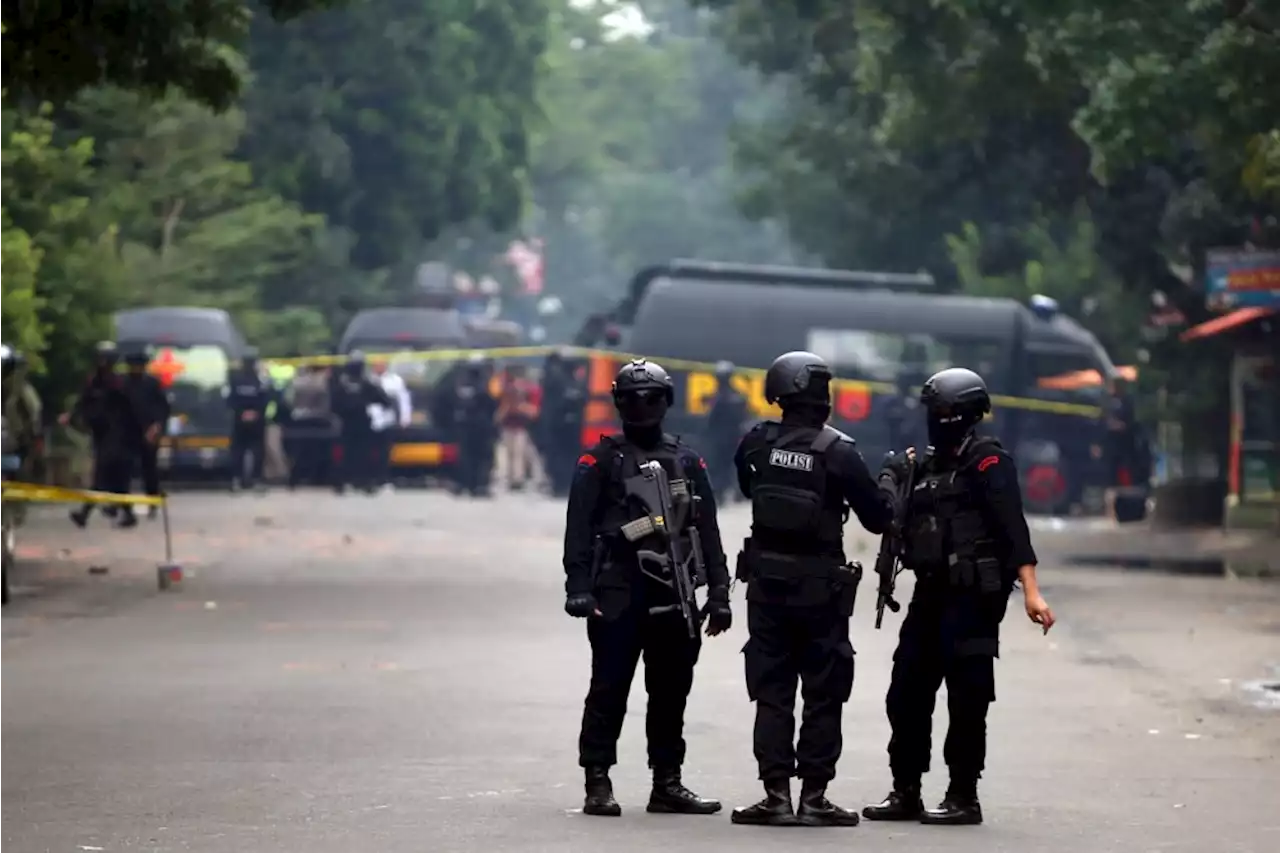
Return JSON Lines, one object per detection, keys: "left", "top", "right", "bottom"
{"left": 136, "top": 344, "right": 231, "bottom": 434}
{"left": 805, "top": 328, "right": 1008, "bottom": 390}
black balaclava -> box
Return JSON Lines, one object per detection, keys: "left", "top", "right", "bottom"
{"left": 617, "top": 389, "right": 668, "bottom": 449}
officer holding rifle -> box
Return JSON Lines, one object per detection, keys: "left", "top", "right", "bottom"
{"left": 562, "top": 359, "right": 732, "bottom": 818}
{"left": 731, "top": 351, "right": 895, "bottom": 828}
{"left": 863, "top": 367, "right": 1055, "bottom": 827}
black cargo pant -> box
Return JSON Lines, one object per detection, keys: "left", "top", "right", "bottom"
{"left": 457, "top": 429, "right": 494, "bottom": 495}
{"left": 230, "top": 425, "right": 266, "bottom": 486}
{"left": 543, "top": 422, "right": 579, "bottom": 496}
{"left": 743, "top": 599, "right": 854, "bottom": 783}
{"left": 137, "top": 441, "right": 161, "bottom": 497}
{"left": 79, "top": 442, "right": 134, "bottom": 520}
{"left": 579, "top": 605, "right": 702, "bottom": 770}
{"left": 332, "top": 426, "right": 369, "bottom": 491}
{"left": 885, "top": 604, "right": 996, "bottom": 789}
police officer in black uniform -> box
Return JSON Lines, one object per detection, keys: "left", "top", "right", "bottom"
{"left": 330, "top": 351, "right": 392, "bottom": 494}
{"left": 225, "top": 348, "right": 272, "bottom": 491}
{"left": 452, "top": 355, "right": 499, "bottom": 497}
{"left": 564, "top": 359, "right": 732, "bottom": 818}
{"left": 862, "top": 367, "right": 1055, "bottom": 826}
{"left": 706, "top": 360, "right": 748, "bottom": 501}
{"left": 730, "top": 351, "right": 895, "bottom": 827}
{"left": 539, "top": 348, "right": 586, "bottom": 497}
{"left": 122, "top": 348, "right": 171, "bottom": 518}
{"left": 66, "top": 341, "right": 143, "bottom": 528}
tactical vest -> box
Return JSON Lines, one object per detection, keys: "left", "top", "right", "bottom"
{"left": 747, "top": 424, "right": 845, "bottom": 552}
{"left": 736, "top": 424, "right": 849, "bottom": 604}
{"left": 903, "top": 438, "right": 1004, "bottom": 595}
{"left": 599, "top": 434, "right": 704, "bottom": 588}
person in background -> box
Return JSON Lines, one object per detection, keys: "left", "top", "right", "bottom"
{"left": 330, "top": 351, "right": 392, "bottom": 495}
{"left": 224, "top": 348, "right": 272, "bottom": 492}
{"left": 448, "top": 355, "right": 500, "bottom": 497}
{"left": 705, "top": 360, "right": 748, "bottom": 502}
{"left": 539, "top": 349, "right": 587, "bottom": 497}
{"left": 2, "top": 345, "right": 44, "bottom": 526}
{"left": 284, "top": 365, "right": 335, "bottom": 488}
{"left": 370, "top": 359, "right": 412, "bottom": 491}
{"left": 63, "top": 341, "right": 142, "bottom": 528}
{"left": 121, "top": 348, "right": 170, "bottom": 519}
{"left": 496, "top": 363, "right": 540, "bottom": 491}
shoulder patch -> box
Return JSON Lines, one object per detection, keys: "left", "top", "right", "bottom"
{"left": 577, "top": 454, "right": 597, "bottom": 468}
{"left": 769, "top": 448, "right": 815, "bottom": 472}
{"left": 977, "top": 455, "right": 1000, "bottom": 473}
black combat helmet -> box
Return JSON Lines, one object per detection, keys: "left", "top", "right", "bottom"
{"left": 611, "top": 359, "right": 673, "bottom": 427}
{"left": 241, "top": 347, "right": 260, "bottom": 368}
{"left": 920, "top": 367, "right": 991, "bottom": 452}
{"left": 124, "top": 346, "right": 151, "bottom": 366}
{"left": 345, "top": 349, "right": 366, "bottom": 375}
{"left": 95, "top": 340, "right": 119, "bottom": 367}
{"left": 764, "top": 350, "right": 832, "bottom": 407}
{"left": 715, "top": 360, "right": 735, "bottom": 379}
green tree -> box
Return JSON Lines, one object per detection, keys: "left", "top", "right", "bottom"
{"left": 0, "top": 216, "right": 45, "bottom": 364}
{"left": 510, "top": 0, "right": 802, "bottom": 331}
{"left": 55, "top": 85, "right": 382, "bottom": 353}
{"left": 240, "top": 0, "right": 552, "bottom": 270}
{"left": 2, "top": 1, "right": 343, "bottom": 110}
{"left": 1, "top": 105, "right": 130, "bottom": 404}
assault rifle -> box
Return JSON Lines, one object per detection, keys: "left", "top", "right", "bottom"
{"left": 874, "top": 447, "right": 930, "bottom": 629}
{"left": 620, "top": 460, "right": 704, "bottom": 638}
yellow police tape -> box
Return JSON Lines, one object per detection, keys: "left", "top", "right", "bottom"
{"left": 1, "top": 481, "right": 165, "bottom": 507}
{"left": 264, "top": 344, "right": 1103, "bottom": 420}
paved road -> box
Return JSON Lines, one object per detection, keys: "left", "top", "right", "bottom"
{"left": 3, "top": 491, "right": 1278, "bottom": 853}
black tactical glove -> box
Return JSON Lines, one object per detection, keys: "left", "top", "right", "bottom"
{"left": 879, "top": 450, "right": 911, "bottom": 490}
{"left": 565, "top": 592, "right": 600, "bottom": 618}
{"left": 702, "top": 588, "right": 732, "bottom": 636}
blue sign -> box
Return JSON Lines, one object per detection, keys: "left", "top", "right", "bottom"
{"left": 1205, "top": 249, "right": 1280, "bottom": 310}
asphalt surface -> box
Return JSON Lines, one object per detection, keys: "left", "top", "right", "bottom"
{"left": 3, "top": 490, "right": 1279, "bottom": 853}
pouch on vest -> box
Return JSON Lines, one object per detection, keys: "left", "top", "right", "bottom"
{"left": 905, "top": 514, "right": 946, "bottom": 569}
{"left": 751, "top": 484, "right": 823, "bottom": 534}
{"left": 953, "top": 556, "right": 1004, "bottom": 594}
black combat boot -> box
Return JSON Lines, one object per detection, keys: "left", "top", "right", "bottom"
{"left": 795, "top": 779, "right": 860, "bottom": 827}
{"left": 862, "top": 779, "right": 925, "bottom": 821}
{"left": 919, "top": 781, "right": 983, "bottom": 826}
{"left": 582, "top": 766, "right": 621, "bottom": 817}
{"left": 730, "top": 777, "right": 797, "bottom": 826}
{"left": 647, "top": 766, "right": 722, "bottom": 814}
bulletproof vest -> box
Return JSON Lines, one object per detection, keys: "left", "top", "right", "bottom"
{"left": 903, "top": 438, "right": 1004, "bottom": 594}
{"left": 601, "top": 434, "right": 703, "bottom": 587}
{"left": 232, "top": 371, "right": 265, "bottom": 402}
{"left": 747, "top": 423, "right": 844, "bottom": 554}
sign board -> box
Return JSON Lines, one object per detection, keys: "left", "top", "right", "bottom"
{"left": 1205, "top": 249, "right": 1280, "bottom": 311}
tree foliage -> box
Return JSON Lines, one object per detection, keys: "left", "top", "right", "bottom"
{"left": 699, "top": 0, "right": 1277, "bottom": 458}
{"left": 2, "top": 1, "right": 342, "bottom": 110}
{"left": 241, "top": 0, "right": 552, "bottom": 269}
{"left": 1, "top": 0, "right": 559, "bottom": 403}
